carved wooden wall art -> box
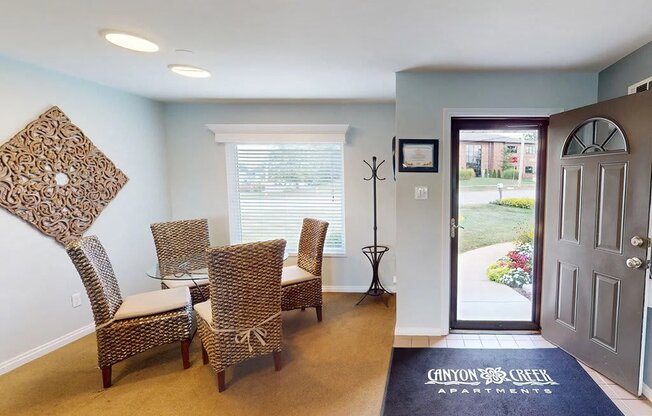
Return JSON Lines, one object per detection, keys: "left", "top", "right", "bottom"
{"left": 0, "top": 107, "right": 128, "bottom": 245}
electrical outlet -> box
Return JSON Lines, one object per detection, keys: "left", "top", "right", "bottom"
{"left": 71, "top": 293, "right": 82, "bottom": 308}
{"left": 393, "top": 275, "right": 397, "bottom": 284}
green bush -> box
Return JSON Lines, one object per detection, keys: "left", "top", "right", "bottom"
{"left": 497, "top": 170, "right": 502, "bottom": 178}
{"left": 459, "top": 168, "right": 475, "bottom": 181}
{"left": 491, "top": 197, "right": 535, "bottom": 209}
{"left": 484, "top": 168, "right": 489, "bottom": 178}
{"left": 487, "top": 261, "right": 511, "bottom": 283}
{"left": 503, "top": 168, "right": 519, "bottom": 180}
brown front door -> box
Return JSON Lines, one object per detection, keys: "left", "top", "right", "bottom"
{"left": 542, "top": 90, "right": 652, "bottom": 394}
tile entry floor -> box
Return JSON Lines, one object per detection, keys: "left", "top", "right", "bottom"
{"left": 393, "top": 334, "right": 652, "bottom": 416}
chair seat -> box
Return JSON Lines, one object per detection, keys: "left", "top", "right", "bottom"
{"left": 114, "top": 287, "right": 191, "bottom": 321}
{"left": 281, "top": 265, "right": 318, "bottom": 286}
{"left": 194, "top": 300, "right": 213, "bottom": 325}
{"left": 162, "top": 275, "right": 209, "bottom": 289}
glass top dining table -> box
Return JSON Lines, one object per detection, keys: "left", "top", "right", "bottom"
{"left": 146, "top": 252, "right": 290, "bottom": 281}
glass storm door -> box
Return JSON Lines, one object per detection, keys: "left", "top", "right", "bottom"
{"left": 450, "top": 118, "right": 548, "bottom": 330}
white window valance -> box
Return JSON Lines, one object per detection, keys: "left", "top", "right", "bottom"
{"left": 206, "top": 124, "right": 350, "bottom": 144}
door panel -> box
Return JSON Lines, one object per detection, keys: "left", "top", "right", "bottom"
{"left": 595, "top": 162, "right": 627, "bottom": 254}
{"left": 542, "top": 90, "right": 652, "bottom": 395}
{"left": 555, "top": 261, "right": 578, "bottom": 329}
{"left": 560, "top": 166, "right": 583, "bottom": 243}
{"left": 590, "top": 272, "right": 621, "bottom": 351}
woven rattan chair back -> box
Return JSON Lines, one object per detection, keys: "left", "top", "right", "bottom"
{"left": 296, "top": 218, "right": 329, "bottom": 276}
{"left": 151, "top": 219, "right": 210, "bottom": 276}
{"left": 208, "top": 239, "right": 286, "bottom": 338}
{"left": 66, "top": 236, "right": 123, "bottom": 326}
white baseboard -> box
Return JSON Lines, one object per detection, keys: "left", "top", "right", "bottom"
{"left": 322, "top": 285, "right": 396, "bottom": 293}
{"left": 394, "top": 326, "right": 447, "bottom": 336}
{"left": 0, "top": 323, "right": 95, "bottom": 376}
{"left": 643, "top": 383, "right": 652, "bottom": 400}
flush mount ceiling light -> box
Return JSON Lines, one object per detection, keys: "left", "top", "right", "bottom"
{"left": 168, "top": 64, "right": 211, "bottom": 78}
{"left": 101, "top": 31, "right": 159, "bottom": 52}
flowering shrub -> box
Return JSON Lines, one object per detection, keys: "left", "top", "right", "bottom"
{"left": 500, "top": 268, "right": 531, "bottom": 288}
{"left": 507, "top": 244, "right": 533, "bottom": 273}
{"left": 490, "top": 197, "right": 535, "bottom": 209}
{"left": 487, "top": 262, "right": 511, "bottom": 283}
{"left": 486, "top": 242, "right": 533, "bottom": 288}
{"left": 514, "top": 225, "right": 534, "bottom": 245}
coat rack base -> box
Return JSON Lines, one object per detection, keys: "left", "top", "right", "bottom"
{"left": 357, "top": 245, "right": 393, "bottom": 307}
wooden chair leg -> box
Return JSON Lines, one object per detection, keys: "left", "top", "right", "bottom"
{"left": 217, "top": 370, "right": 226, "bottom": 392}
{"left": 181, "top": 339, "right": 191, "bottom": 369}
{"left": 201, "top": 343, "right": 209, "bottom": 365}
{"left": 316, "top": 305, "right": 323, "bottom": 322}
{"left": 101, "top": 365, "right": 112, "bottom": 388}
{"left": 273, "top": 351, "right": 282, "bottom": 371}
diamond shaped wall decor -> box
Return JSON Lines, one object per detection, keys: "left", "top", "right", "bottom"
{"left": 0, "top": 106, "right": 128, "bottom": 245}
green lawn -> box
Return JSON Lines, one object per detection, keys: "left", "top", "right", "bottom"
{"left": 459, "top": 177, "right": 535, "bottom": 189}
{"left": 458, "top": 204, "right": 534, "bottom": 253}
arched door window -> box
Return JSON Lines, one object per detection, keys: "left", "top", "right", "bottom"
{"left": 562, "top": 118, "right": 627, "bottom": 157}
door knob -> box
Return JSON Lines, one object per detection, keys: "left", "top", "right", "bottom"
{"left": 626, "top": 257, "right": 644, "bottom": 269}
{"left": 631, "top": 236, "right": 648, "bottom": 247}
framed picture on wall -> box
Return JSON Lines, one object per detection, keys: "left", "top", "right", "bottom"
{"left": 398, "top": 139, "right": 439, "bottom": 172}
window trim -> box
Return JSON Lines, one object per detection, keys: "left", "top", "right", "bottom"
{"left": 224, "top": 137, "right": 347, "bottom": 257}
{"left": 207, "top": 123, "right": 349, "bottom": 144}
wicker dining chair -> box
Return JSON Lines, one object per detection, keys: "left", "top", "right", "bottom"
{"left": 194, "top": 239, "right": 286, "bottom": 392}
{"left": 66, "top": 236, "right": 194, "bottom": 388}
{"left": 150, "top": 219, "right": 210, "bottom": 304}
{"left": 281, "top": 218, "right": 329, "bottom": 322}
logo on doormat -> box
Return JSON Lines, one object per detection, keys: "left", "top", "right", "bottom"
{"left": 426, "top": 367, "right": 559, "bottom": 395}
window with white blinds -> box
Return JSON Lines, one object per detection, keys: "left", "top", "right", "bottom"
{"left": 226, "top": 143, "right": 345, "bottom": 255}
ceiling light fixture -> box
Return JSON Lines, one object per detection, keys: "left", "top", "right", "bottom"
{"left": 168, "top": 64, "right": 211, "bottom": 78}
{"left": 101, "top": 31, "right": 159, "bottom": 53}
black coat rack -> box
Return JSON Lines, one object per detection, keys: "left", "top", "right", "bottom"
{"left": 357, "top": 156, "right": 393, "bottom": 307}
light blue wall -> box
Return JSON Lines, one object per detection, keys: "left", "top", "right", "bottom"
{"left": 598, "top": 41, "right": 652, "bottom": 101}
{"left": 393, "top": 71, "right": 598, "bottom": 335}
{"left": 0, "top": 56, "right": 170, "bottom": 369}
{"left": 162, "top": 102, "right": 396, "bottom": 289}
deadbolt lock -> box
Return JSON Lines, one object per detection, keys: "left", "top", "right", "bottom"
{"left": 631, "top": 235, "right": 649, "bottom": 248}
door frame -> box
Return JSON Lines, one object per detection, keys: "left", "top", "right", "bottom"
{"left": 449, "top": 116, "right": 549, "bottom": 330}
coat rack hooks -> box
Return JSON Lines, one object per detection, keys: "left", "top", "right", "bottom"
{"left": 363, "top": 158, "right": 386, "bottom": 181}
{"left": 357, "top": 156, "right": 393, "bottom": 307}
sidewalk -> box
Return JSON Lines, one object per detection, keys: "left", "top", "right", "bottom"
{"left": 457, "top": 242, "right": 531, "bottom": 321}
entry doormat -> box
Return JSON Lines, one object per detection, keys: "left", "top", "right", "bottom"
{"left": 383, "top": 348, "right": 622, "bottom": 416}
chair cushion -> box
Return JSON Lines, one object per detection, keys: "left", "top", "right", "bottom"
{"left": 114, "top": 287, "right": 191, "bottom": 321}
{"left": 193, "top": 300, "right": 213, "bottom": 325}
{"left": 282, "top": 265, "right": 318, "bottom": 286}
{"left": 162, "top": 275, "right": 209, "bottom": 289}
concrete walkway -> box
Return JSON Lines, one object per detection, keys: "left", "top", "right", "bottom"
{"left": 457, "top": 242, "right": 531, "bottom": 321}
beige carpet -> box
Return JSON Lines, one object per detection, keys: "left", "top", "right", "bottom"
{"left": 0, "top": 293, "right": 395, "bottom": 416}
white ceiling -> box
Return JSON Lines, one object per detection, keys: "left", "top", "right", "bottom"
{"left": 1, "top": 0, "right": 652, "bottom": 101}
